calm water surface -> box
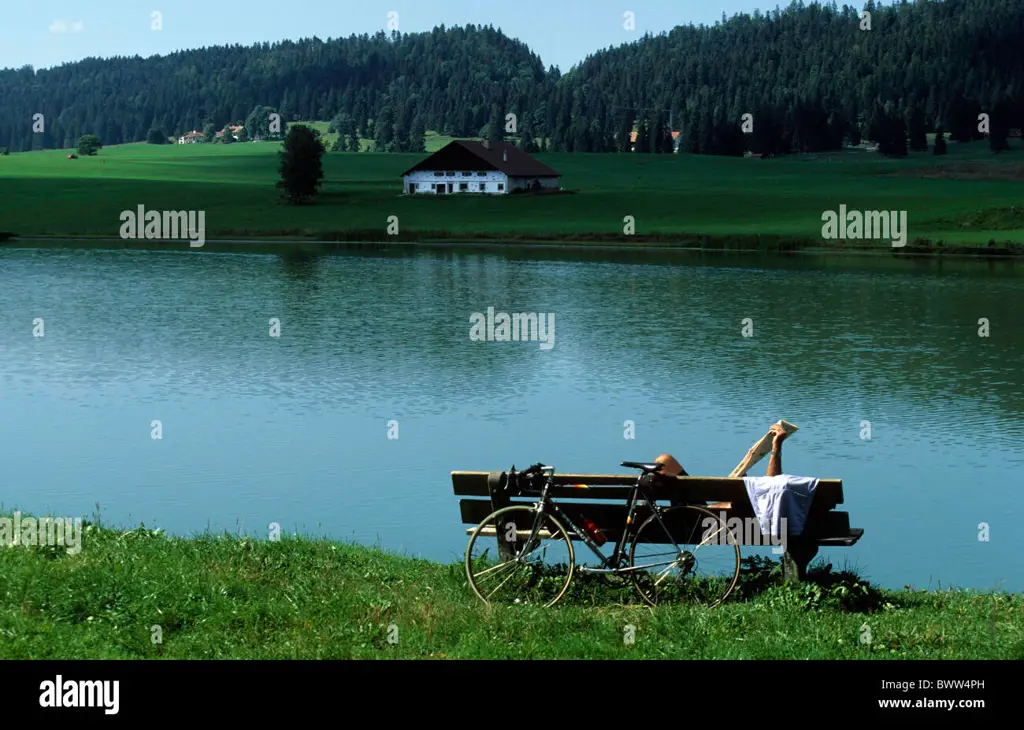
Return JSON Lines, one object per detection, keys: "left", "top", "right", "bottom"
{"left": 1, "top": 246, "right": 1021, "bottom": 592}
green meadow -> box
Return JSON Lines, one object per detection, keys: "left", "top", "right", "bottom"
{"left": 0, "top": 517, "right": 1021, "bottom": 659}
{"left": 1, "top": 135, "right": 1022, "bottom": 249}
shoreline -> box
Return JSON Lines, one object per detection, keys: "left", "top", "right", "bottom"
{"left": 4, "top": 234, "right": 1024, "bottom": 259}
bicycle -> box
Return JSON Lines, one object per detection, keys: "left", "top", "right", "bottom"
{"left": 465, "top": 461, "right": 742, "bottom": 608}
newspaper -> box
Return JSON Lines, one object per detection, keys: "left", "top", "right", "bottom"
{"left": 729, "top": 420, "right": 799, "bottom": 478}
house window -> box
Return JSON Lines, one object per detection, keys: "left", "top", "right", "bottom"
{"left": 434, "top": 171, "right": 443, "bottom": 177}
{"left": 497, "top": 183, "right": 504, "bottom": 192}
{"left": 459, "top": 183, "right": 468, "bottom": 191}
{"left": 477, "top": 183, "right": 484, "bottom": 191}
{"left": 477, "top": 172, "right": 486, "bottom": 177}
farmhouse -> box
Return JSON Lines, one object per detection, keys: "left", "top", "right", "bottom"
{"left": 400, "top": 140, "right": 561, "bottom": 195}
{"left": 178, "top": 130, "right": 203, "bottom": 144}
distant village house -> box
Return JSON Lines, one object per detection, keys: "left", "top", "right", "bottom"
{"left": 629, "top": 130, "right": 681, "bottom": 152}
{"left": 215, "top": 125, "right": 245, "bottom": 141}
{"left": 178, "top": 130, "right": 203, "bottom": 144}
{"left": 401, "top": 140, "right": 561, "bottom": 195}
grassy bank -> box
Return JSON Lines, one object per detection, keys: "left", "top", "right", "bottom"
{"left": 1, "top": 516, "right": 1020, "bottom": 660}
{"left": 1, "top": 138, "right": 1022, "bottom": 251}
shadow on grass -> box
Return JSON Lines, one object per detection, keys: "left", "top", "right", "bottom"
{"left": 473, "top": 554, "right": 896, "bottom": 613}
{"left": 730, "top": 554, "right": 895, "bottom": 613}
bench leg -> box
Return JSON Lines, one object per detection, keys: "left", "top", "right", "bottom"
{"left": 782, "top": 538, "right": 818, "bottom": 582}
{"left": 487, "top": 471, "right": 516, "bottom": 563}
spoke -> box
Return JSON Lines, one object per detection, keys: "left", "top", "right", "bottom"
{"left": 474, "top": 558, "right": 518, "bottom": 580}
{"left": 486, "top": 563, "right": 525, "bottom": 600}
{"left": 695, "top": 522, "right": 733, "bottom": 549}
{"left": 651, "top": 562, "right": 677, "bottom": 588}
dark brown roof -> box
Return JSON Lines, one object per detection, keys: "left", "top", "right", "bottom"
{"left": 400, "top": 140, "right": 560, "bottom": 178}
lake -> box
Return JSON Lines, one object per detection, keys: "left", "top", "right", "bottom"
{"left": 1, "top": 245, "right": 1022, "bottom": 592}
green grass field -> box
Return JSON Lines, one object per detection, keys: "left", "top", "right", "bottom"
{"left": 1, "top": 135, "right": 1022, "bottom": 248}
{"left": 288, "top": 123, "right": 462, "bottom": 153}
{"left": 1, "top": 516, "right": 1020, "bottom": 659}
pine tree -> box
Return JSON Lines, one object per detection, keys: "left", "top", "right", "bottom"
{"left": 616, "top": 110, "right": 634, "bottom": 153}
{"left": 486, "top": 104, "right": 503, "bottom": 142}
{"left": 651, "top": 111, "right": 667, "bottom": 153}
{"left": 907, "top": 105, "right": 928, "bottom": 151}
{"left": 636, "top": 117, "right": 650, "bottom": 153}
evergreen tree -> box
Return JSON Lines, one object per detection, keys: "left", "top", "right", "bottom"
{"left": 636, "top": 117, "right": 650, "bottom": 153}
{"left": 486, "top": 103, "right": 503, "bottom": 142}
{"left": 933, "top": 129, "right": 947, "bottom": 155}
{"left": 1, "top": 7, "right": 1021, "bottom": 154}
{"left": 650, "top": 111, "right": 667, "bottom": 153}
{"left": 374, "top": 105, "right": 395, "bottom": 150}
{"left": 907, "top": 105, "right": 928, "bottom": 151}
{"left": 616, "top": 110, "right": 634, "bottom": 152}
{"left": 988, "top": 99, "right": 1011, "bottom": 152}
{"left": 328, "top": 112, "right": 355, "bottom": 138}
{"left": 519, "top": 125, "right": 535, "bottom": 153}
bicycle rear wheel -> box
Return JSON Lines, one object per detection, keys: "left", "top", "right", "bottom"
{"left": 629, "top": 505, "right": 740, "bottom": 607}
{"left": 465, "top": 505, "right": 575, "bottom": 607}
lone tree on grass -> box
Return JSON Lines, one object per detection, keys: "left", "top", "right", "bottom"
{"left": 277, "top": 125, "right": 325, "bottom": 204}
{"left": 146, "top": 129, "right": 168, "bottom": 145}
{"left": 77, "top": 134, "right": 102, "bottom": 156}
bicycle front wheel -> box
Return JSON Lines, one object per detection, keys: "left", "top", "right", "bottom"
{"left": 629, "top": 505, "right": 741, "bottom": 607}
{"left": 465, "top": 505, "right": 575, "bottom": 608}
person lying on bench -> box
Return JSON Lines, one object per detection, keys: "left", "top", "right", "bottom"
{"left": 654, "top": 423, "right": 790, "bottom": 478}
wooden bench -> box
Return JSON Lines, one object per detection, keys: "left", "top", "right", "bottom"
{"left": 452, "top": 470, "right": 863, "bottom": 582}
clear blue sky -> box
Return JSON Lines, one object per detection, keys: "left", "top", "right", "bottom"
{"left": 0, "top": 1, "right": 890, "bottom": 73}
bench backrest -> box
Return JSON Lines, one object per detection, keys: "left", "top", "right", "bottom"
{"left": 452, "top": 471, "right": 850, "bottom": 543}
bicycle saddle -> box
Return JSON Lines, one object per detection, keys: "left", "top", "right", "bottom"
{"left": 620, "top": 461, "right": 664, "bottom": 473}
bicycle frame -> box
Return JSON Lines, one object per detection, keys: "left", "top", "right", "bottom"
{"left": 520, "top": 469, "right": 686, "bottom": 576}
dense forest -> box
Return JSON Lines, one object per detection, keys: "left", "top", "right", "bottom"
{"left": 0, "top": 0, "right": 1021, "bottom": 155}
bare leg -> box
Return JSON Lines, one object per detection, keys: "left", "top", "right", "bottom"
{"left": 655, "top": 454, "right": 685, "bottom": 477}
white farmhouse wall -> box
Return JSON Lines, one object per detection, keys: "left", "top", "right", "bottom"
{"left": 404, "top": 170, "right": 510, "bottom": 195}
